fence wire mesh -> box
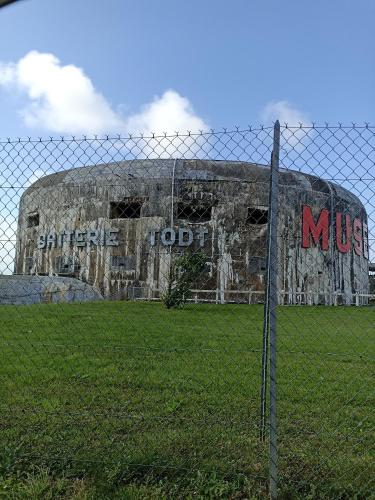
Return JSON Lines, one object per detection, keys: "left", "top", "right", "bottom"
{"left": 273, "top": 124, "right": 374, "bottom": 498}
{"left": 0, "top": 124, "right": 373, "bottom": 498}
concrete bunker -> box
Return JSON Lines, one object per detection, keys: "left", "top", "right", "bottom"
{"left": 15, "top": 159, "right": 369, "bottom": 305}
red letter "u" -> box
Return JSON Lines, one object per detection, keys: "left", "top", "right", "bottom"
{"left": 336, "top": 212, "right": 351, "bottom": 253}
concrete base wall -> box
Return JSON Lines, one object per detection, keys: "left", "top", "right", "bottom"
{"left": 0, "top": 275, "right": 103, "bottom": 305}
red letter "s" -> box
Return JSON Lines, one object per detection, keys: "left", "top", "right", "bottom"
{"left": 353, "top": 218, "right": 363, "bottom": 256}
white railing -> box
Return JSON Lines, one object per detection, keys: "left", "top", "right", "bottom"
{"left": 126, "top": 287, "right": 375, "bottom": 306}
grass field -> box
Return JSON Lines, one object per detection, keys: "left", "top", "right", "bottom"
{"left": 0, "top": 301, "right": 373, "bottom": 499}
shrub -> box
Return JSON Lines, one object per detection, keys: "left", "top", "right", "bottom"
{"left": 162, "top": 251, "right": 206, "bottom": 309}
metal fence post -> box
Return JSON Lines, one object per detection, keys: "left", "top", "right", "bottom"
{"left": 259, "top": 165, "right": 272, "bottom": 441}
{"left": 268, "top": 120, "right": 280, "bottom": 499}
{"left": 260, "top": 121, "right": 281, "bottom": 438}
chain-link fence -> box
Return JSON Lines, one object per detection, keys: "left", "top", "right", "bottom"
{"left": 0, "top": 124, "right": 373, "bottom": 497}
{"left": 271, "top": 124, "right": 374, "bottom": 498}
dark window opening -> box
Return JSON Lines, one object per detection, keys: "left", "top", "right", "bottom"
{"left": 54, "top": 256, "right": 80, "bottom": 275}
{"left": 110, "top": 201, "right": 142, "bottom": 219}
{"left": 27, "top": 213, "right": 39, "bottom": 228}
{"left": 248, "top": 256, "right": 266, "bottom": 274}
{"left": 111, "top": 255, "right": 136, "bottom": 270}
{"left": 25, "top": 257, "right": 33, "bottom": 274}
{"left": 178, "top": 203, "right": 212, "bottom": 222}
{"left": 247, "top": 208, "right": 268, "bottom": 225}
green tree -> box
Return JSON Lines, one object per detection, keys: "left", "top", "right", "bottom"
{"left": 162, "top": 251, "right": 207, "bottom": 309}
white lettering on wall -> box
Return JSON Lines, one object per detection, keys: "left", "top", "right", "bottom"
{"left": 149, "top": 227, "right": 208, "bottom": 247}
{"left": 37, "top": 228, "right": 119, "bottom": 249}
{"left": 37, "top": 227, "right": 208, "bottom": 250}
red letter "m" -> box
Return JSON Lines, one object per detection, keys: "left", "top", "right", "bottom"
{"left": 302, "top": 205, "right": 329, "bottom": 251}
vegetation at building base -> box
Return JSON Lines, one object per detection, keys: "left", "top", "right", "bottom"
{"left": 162, "top": 251, "right": 207, "bottom": 309}
{"left": 0, "top": 301, "right": 373, "bottom": 498}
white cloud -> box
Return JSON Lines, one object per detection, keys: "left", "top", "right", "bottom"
{"left": 123, "top": 89, "right": 209, "bottom": 158}
{"left": 261, "top": 100, "right": 311, "bottom": 150}
{"left": 0, "top": 50, "right": 208, "bottom": 137}
{"left": 0, "top": 51, "right": 123, "bottom": 135}
{"left": 261, "top": 100, "right": 309, "bottom": 126}
{"left": 125, "top": 90, "right": 207, "bottom": 135}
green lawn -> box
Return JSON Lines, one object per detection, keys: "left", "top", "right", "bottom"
{"left": 0, "top": 301, "right": 373, "bottom": 499}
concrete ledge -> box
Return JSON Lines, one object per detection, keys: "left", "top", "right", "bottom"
{"left": 0, "top": 275, "right": 103, "bottom": 305}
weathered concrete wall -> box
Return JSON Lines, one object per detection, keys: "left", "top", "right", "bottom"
{"left": 0, "top": 275, "right": 103, "bottom": 305}
{"left": 15, "top": 159, "right": 369, "bottom": 305}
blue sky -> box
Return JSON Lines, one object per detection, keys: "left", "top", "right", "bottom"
{"left": 0, "top": 0, "right": 374, "bottom": 138}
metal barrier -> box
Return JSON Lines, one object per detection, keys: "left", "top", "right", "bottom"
{"left": 0, "top": 123, "right": 373, "bottom": 498}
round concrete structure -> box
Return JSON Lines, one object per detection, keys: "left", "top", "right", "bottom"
{"left": 15, "top": 159, "right": 369, "bottom": 305}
